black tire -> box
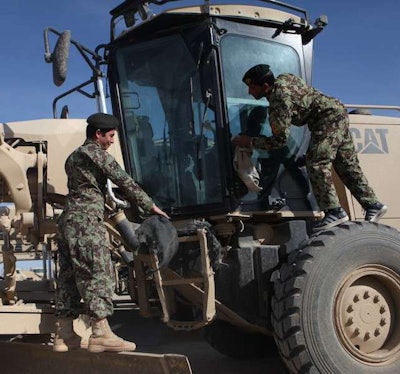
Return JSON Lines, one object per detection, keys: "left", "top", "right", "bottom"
{"left": 204, "top": 319, "right": 278, "bottom": 359}
{"left": 272, "top": 222, "right": 400, "bottom": 373}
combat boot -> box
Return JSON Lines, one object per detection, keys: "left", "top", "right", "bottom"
{"left": 88, "top": 318, "right": 136, "bottom": 353}
{"left": 53, "top": 317, "right": 85, "bottom": 352}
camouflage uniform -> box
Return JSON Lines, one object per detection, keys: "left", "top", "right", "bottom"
{"left": 251, "top": 73, "right": 378, "bottom": 211}
{"left": 56, "top": 139, "right": 154, "bottom": 320}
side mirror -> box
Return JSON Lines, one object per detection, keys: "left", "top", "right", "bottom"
{"left": 52, "top": 30, "right": 71, "bottom": 87}
{"left": 45, "top": 30, "right": 71, "bottom": 87}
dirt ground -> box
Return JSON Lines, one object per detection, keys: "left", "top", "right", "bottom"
{"left": 110, "top": 299, "right": 288, "bottom": 374}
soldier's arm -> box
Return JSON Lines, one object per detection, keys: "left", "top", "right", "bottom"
{"left": 98, "top": 150, "right": 155, "bottom": 213}
{"left": 251, "top": 99, "right": 292, "bottom": 150}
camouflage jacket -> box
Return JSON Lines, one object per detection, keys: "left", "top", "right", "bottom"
{"left": 252, "top": 73, "right": 347, "bottom": 150}
{"left": 63, "top": 139, "right": 154, "bottom": 218}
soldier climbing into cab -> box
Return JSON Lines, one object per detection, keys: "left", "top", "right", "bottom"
{"left": 232, "top": 64, "right": 387, "bottom": 231}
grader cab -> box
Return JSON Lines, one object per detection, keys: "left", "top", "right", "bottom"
{"left": 1, "top": 1, "right": 400, "bottom": 373}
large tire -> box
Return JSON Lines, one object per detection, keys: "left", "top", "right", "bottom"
{"left": 272, "top": 222, "right": 400, "bottom": 373}
{"left": 204, "top": 319, "right": 278, "bottom": 359}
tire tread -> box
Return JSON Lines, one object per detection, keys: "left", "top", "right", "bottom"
{"left": 272, "top": 222, "right": 400, "bottom": 372}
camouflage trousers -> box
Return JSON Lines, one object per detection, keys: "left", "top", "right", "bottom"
{"left": 55, "top": 212, "right": 114, "bottom": 320}
{"left": 306, "top": 114, "right": 378, "bottom": 211}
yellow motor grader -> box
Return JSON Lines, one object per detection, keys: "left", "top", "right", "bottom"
{"left": 1, "top": 1, "right": 400, "bottom": 373}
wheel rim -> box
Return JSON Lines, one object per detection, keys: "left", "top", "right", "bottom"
{"left": 334, "top": 265, "right": 400, "bottom": 365}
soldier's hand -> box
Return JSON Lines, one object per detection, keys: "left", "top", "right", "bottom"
{"left": 151, "top": 204, "right": 170, "bottom": 219}
{"left": 232, "top": 135, "right": 252, "bottom": 148}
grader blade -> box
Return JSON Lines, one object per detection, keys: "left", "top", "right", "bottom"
{"left": 0, "top": 341, "right": 192, "bottom": 374}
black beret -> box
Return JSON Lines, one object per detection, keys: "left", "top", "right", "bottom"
{"left": 87, "top": 113, "right": 120, "bottom": 130}
{"left": 242, "top": 64, "right": 274, "bottom": 86}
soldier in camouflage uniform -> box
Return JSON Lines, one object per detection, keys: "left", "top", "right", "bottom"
{"left": 53, "top": 113, "right": 169, "bottom": 353}
{"left": 233, "top": 64, "right": 387, "bottom": 231}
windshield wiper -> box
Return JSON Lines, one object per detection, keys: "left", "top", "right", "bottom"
{"left": 272, "top": 18, "right": 295, "bottom": 38}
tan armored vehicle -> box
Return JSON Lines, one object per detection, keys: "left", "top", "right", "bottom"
{"left": 1, "top": 1, "right": 400, "bottom": 373}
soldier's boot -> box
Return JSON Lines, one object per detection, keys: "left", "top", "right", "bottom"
{"left": 88, "top": 318, "right": 136, "bottom": 353}
{"left": 53, "top": 318, "right": 85, "bottom": 352}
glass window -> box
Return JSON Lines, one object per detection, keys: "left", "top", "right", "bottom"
{"left": 115, "top": 34, "right": 223, "bottom": 209}
{"left": 220, "top": 35, "right": 305, "bottom": 191}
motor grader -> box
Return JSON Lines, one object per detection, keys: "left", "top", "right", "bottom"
{"left": 1, "top": 1, "right": 400, "bottom": 373}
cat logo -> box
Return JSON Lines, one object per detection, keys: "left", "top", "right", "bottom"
{"left": 350, "top": 127, "right": 389, "bottom": 154}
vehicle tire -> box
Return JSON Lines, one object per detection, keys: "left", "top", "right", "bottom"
{"left": 203, "top": 319, "right": 278, "bottom": 359}
{"left": 271, "top": 222, "right": 400, "bottom": 373}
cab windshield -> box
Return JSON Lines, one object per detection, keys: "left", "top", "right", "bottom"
{"left": 114, "top": 28, "right": 306, "bottom": 211}
{"left": 115, "top": 34, "right": 222, "bottom": 210}
{"left": 220, "top": 34, "right": 305, "bottom": 193}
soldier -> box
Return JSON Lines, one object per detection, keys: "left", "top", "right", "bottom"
{"left": 53, "top": 113, "right": 169, "bottom": 353}
{"left": 232, "top": 64, "right": 387, "bottom": 231}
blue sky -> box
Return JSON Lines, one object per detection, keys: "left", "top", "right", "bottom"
{"left": 1, "top": 0, "right": 399, "bottom": 123}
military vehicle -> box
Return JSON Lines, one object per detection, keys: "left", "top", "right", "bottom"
{"left": 1, "top": 1, "right": 400, "bottom": 373}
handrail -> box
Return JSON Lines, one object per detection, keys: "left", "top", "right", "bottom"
{"left": 345, "top": 104, "right": 400, "bottom": 112}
